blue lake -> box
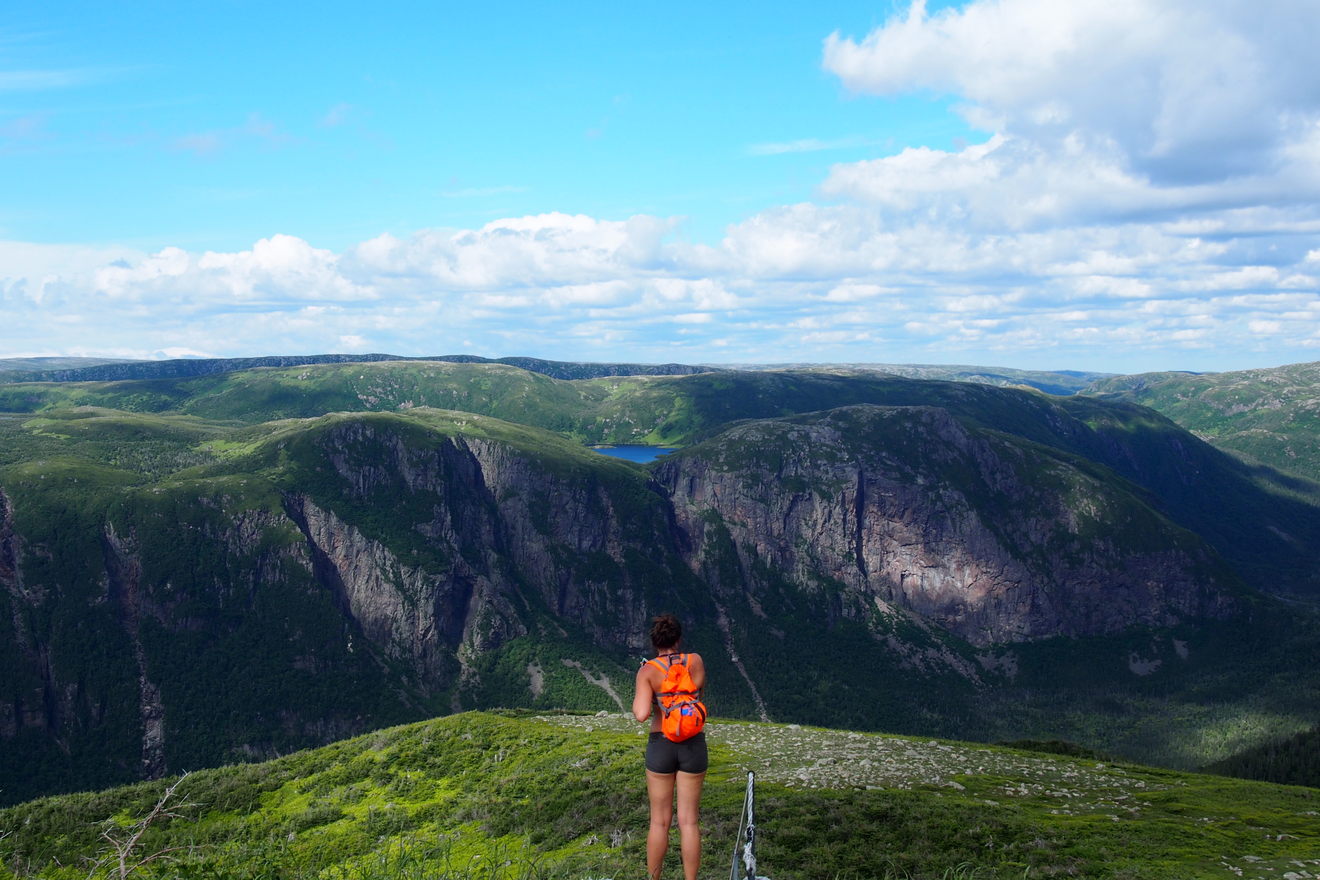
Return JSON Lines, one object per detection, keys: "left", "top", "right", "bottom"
{"left": 591, "top": 445, "right": 675, "bottom": 463}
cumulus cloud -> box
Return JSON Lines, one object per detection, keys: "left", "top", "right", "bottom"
{"left": 1, "top": 199, "right": 1318, "bottom": 368}
{"left": 346, "top": 213, "right": 677, "bottom": 291}
{"left": 821, "top": 0, "right": 1320, "bottom": 224}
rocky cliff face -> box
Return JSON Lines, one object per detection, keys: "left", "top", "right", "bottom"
{"left": 294, "top": 421, "right": 665, "bottom": 656}
{"left": 288, "top": 492, "right": 521, "bottom": 696}
{"left": 655, "top": 406, "right": 1233, "bottom": 646}
{"left": 100, "top": 522, "right": 166, "bottom": 779}
{"left": 0, "top": 487, "right": 45, "bottom": 741}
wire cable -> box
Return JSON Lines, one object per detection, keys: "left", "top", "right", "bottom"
{"left": 729, "top": 772, "right": 764, "bottom": 880}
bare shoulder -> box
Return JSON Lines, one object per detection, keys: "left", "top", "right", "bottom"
{"left": 636, "top": 658, "right": 663, "bottom": 685}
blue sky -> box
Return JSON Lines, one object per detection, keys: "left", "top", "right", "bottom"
{"left": 2, "top": 2, "right": 972, "bottom": 250}
{"left": 3, "top": 0, "right": 1320, "bottom": 372}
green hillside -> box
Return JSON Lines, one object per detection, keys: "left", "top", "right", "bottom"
{"left": 1083, "top": 361, "right": 1320, "bottom": 483}
{"left": 1, "top": 712, "right": 1316, "bottom": 880}
{"left": 7, "top": 364, "right": 1316, "bottom": 596}
{"left": 0, "top": 402, "right": 1318, "bottom": 788}
{"left": 734, "top": 362, "right": 1111, "bottom": 396}
{"left": 4, "top": 364, "right": 1320, "bottom": 808}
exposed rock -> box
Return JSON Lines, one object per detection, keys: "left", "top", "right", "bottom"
{"left": 101, "top": 522, "right": 166, "bottom": 779}
{"left": 304, "top": 423, "right": 660, "bottom": 656}
{"left": 0, "top": 488, "right": 19, "bottom": 593}
{"left": 656, "top": 405, "right": 1233, "bottom": 646}
{"left": 0, "top": 487, "right": 49, "bottom": 740}
{"left": 287, "top": 492, "right": 518, "bottom": 691}
{"left": 560, "top": 658, "right": 627, "bottom": 712}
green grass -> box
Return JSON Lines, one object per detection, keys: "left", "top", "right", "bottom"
{"left": 2, "top": 712, "right": 1318, "bottom": 880}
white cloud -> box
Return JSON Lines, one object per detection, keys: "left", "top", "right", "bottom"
{"left": 823, "top": 0, "right": 1320, "bottom": 177}
{"left": 1, "top": 198, "right": 1317, "bottom": 369}
{"left": 748, "top": 136, "right": 880, "bottom": 156}
{"left": 95, "top": 247, "right": 190, "bottom": 297}
{"left": 346, "top": 213, "right": 675, "bottom": 291}
{"left": 820, "top": 0, "right": 1320, "bottom": 226}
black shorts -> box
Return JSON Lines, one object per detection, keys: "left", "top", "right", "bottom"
{"left": 645, "top": 731, "right": 708, "bottom": 774}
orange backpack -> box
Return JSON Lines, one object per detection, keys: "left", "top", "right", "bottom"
{"left": 647, "top": 653, "right": 707, "bottom": 742}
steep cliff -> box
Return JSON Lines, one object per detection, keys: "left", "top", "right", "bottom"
{"left": 277, "top": 415, "right": 683, "bottom": 655}
{"left": 655, "top": 406, "right": 1233, "bottom": 646}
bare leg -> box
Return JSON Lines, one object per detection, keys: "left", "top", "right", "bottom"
{"left": 646, "top": 770, "right": 676, "bottom": 880}
{"left": 675, "top": 771, "right": 705, "bottom": 880}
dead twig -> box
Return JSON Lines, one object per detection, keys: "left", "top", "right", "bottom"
{"left": 83, "top": 772, "right": 202, "bottom": 880}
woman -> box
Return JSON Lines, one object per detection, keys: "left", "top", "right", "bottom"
{"left": 633, "top": 614, "right": 707, "bottom": 880}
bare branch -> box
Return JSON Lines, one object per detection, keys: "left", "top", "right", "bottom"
{"left": 85, "top": 772, "right": 199, "bottom": 880}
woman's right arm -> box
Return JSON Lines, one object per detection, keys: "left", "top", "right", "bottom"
{"left": 632, "top": 664, "right": 653, "bottom": 723}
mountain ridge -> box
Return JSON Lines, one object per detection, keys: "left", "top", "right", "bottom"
{"left": 0, "top": 354, "right": 722, "bottom": 385}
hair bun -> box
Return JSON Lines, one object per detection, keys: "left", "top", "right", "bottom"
{"left": 650, "top": 614, "right": 682, "bottom": 650}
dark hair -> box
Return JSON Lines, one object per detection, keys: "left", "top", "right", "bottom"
{"left": 650, "top": 614, "right": 681, "bottom": 651}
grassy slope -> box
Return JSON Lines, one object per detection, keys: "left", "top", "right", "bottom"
{"left": 1083, "top": 362, "right": 1320, "bottom": 483}
{"left": 0, "top": 363, "right": 1159, "bottom": 445}
{"left": 106, "top": 363, "right": 1320, "bottom": 596}
{"left": 1051, "top": 395, "right": 1320, "bottom": 596}
{"left": 1, "top": 712, "right": 1317, "bottom": 880}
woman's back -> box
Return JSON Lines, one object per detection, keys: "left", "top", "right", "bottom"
{"left": 637, "top": 652, "right": 706, "bottom": 733}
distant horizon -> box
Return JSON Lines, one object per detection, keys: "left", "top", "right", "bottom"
{"left": 4, "top": 349, "right": 1300, "bottom": 378}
